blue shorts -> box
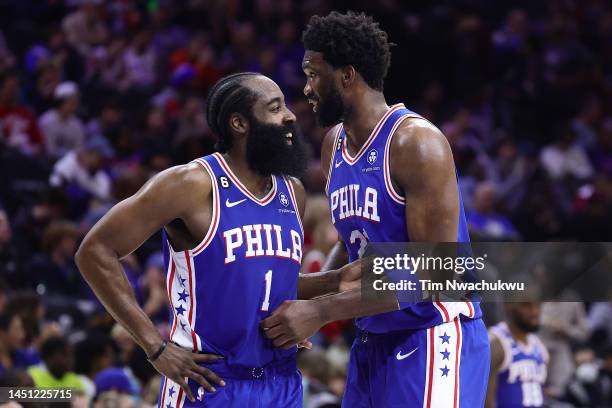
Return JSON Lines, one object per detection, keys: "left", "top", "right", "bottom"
{"left": 343, "top": 318, "right": 490, "bottom": 408}
{"left": 158, "top": 357, "right": 302, "bottom": 408}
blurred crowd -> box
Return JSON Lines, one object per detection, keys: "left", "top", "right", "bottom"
{"left": 0, "top": 0, "right": 612, "bottom": 407}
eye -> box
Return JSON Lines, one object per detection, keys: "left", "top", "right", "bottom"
{"left": 270, "top": 105, "right": 281, "bottom": 113}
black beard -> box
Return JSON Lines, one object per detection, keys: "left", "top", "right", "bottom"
{"left": 314, "top": 84, "right": 344, "bottom": 127}
{"left": 514, "top": 318, "right": 540, "bottom": 334}
{"left": 245, "top": 117, "right": 308, "bottom": 178}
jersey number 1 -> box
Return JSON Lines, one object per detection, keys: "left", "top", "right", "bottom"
{"left": 261, "top": 270, "right": 272, "bottom": 311}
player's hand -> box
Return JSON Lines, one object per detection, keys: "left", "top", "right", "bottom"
{"left": 261, "top": 300, "right": 327, "bottom": 349}
{"left": 338, "top": 259, "right": 362, "bottom": 292}
{"left": 151, "top": 342, "right": 226, "bottom": 402}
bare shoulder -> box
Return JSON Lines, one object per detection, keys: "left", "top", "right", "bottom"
{"left": 136, "top": 162, "right": 213, "bottom": 215}
{"left": 391, "top": 117, "right": 453, "bottom": 165}
{"left": 142, "top": 162, "right": 212, "bottom": 195}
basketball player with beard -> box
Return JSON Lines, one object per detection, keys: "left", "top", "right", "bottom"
{"left": 487, "top": 303, "right": 548, "bottom": 408}
{"left": 261, "top": 12, "right": 490, "bottom": 407}
{"left": 76, "top": 72, "right": 360, "bottom": 407}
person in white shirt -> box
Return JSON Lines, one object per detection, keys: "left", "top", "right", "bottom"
{"left": 49, "top": 134, "right": 113, "bottom": 202}
{"left": 39, "top": 82, "right": 85, "bottom": 158}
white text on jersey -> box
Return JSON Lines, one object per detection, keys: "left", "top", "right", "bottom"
{"left": 329, "top": 184, "right": 380, "bottom": 224}
{"left": 223, "top": 224, "right": 302, "bottom": 264}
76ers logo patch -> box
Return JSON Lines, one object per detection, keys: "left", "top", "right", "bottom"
{"left": 279, "top": 192, "right": 289, "bottom": 207}
{"left": 367, "top": 149, "right": 378, "bottom": 164}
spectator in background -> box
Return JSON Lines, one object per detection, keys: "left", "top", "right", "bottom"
{"left": 0, "top": 311, "right": 26, "bottom": 374}
{"left": 540, "top": 124, "right": 594, "bottom": 181}
{"left": 27, "top": 336, "right": 85, "bottom": 393}
{"left": 62, "top": 0, "right": 109, "bottom": 57}
{"left": 39, "top": 81, "right": 85, "bottom": 158}
{"left": 120, "top": 30, "right": 157, "bottom": 92}
{"left": 73, "top": 333, "right": 116, "bottom": 396}
{"left": 49, "top": 134, "right": 114, "bottom": 205}
{"left": 489, "top": 139, "right": 531, "bottom": 212}
{"left": 28, "top": 221, "right": 84, "bottom": 298}
{"left": 93, "top": 367, "right": 137, "bottom": 407}
{"left": 0, "top": 70, "right": 43, "bottom": 155}
{"left": 572, "top": 95, "right": 603, "bottom": 154}
{"left": 298, "top": 347, "right": 341, "bottom": 408}
{"left": 539, "top": 301, "right": 590, "bottom": 399}
{"left": 138, "top": 252, "right": 168, "bottom": 323}
{"left": 0, "top": 208, "right": 21, "bottom": 287}
{"left": 467, "top": 181, "right": 520, "bottom": 241}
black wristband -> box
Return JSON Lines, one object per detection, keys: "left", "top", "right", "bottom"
{"left": 147, "top": 340, "right": 168, "bottom": 362}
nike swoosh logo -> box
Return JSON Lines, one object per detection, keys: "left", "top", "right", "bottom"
{"left": 226, "top": 198, "right": 247, "bottom": 208}
{"left": 335, "top": 160, "right": 343, "bottom": 168}
{"left": 396, "top": 347, "right": 418, "bottom": 360}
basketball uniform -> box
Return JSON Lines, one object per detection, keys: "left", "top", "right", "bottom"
{"left": 489, "top": 322, "right": 548, "bottom": 408}
{"left": 157, "top": 152, "right": 303, "bottom": 408}
{"left": 326, "top": 104, "right": 489, "bottom": 407}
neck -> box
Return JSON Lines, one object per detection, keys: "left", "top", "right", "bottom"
{"left": 342, "top": 89, "right": 389, "bottom": 152}
{"left": 508, "top": 321, "right": 528, "bottom": 345}
{"left": 224, "top": 147, "right": 271, "bottom": 198}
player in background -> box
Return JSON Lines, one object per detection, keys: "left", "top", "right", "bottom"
{"left": 486, "top": 303, "right": 548, "bottom": 408}
{"left": 261, "top": 11, "right": 489, "bottom": 407}
{"left": 76, "top": 72, "right": 359, "bottom": 407}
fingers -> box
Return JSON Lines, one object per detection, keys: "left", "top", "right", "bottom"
{"left": 193, "top": 353, "right": 224, "bottom": 362}
{"left": 192, "top": 364, "right": 226, "bottom": 387}
{"left": 188, "top": 370, "right": 215, "bottom": 393}
{"left": 260, "top": 314, "right": 281, "bottom": 329}
{"left": 177, "top": 378, "right": 195, "bottom": 402}
{"left": 272, "top": 334, "right": 295, "bottom": 348}
{"left": 262, "top": 325, "right": 285, "bottom": 340}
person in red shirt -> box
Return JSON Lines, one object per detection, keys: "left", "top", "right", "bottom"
{"left": 0, "top": 70, "right": 43, "bottom": 155}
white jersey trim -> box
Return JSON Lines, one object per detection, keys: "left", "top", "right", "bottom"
{"left": 284, "top": 176, "right": 304, "bottom": 237}
{"left": 341, "top": 103, "right": 404, "bottom": 165}
{"left": 325, "top": 125, "right": 343, "bottom": 194}
{"left": 212, "top": 152, "right": 277, "bottom": 206}
{"left": 191, "top": 158, "right": 220, "bottom": 256}
{"left": 383, "top": 114, "right": 416, "bottom": 204}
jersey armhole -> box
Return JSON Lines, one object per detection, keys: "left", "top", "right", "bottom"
{"left": 383, "top": 114, "right": 413, "bottom": 205}
{"left": 189, "top": 158, "right": 220, "bottom": 256}
{"left": 284, "top": 176, "right": 304, "bottom": 236}
{"left": 325, "top": 125, "right": 343, "bottom": 195}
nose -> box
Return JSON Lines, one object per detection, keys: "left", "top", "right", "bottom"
{"left": 284, "top": 107, "right": 296, "bottom": 123}
{"left": 303, "top": 81, "right": 312, "bottom": 98}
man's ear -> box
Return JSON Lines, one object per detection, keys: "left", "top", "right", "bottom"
{"left": 229, "top": 112, "right": 248, "bottom": 135}
{"left": 340, "top": 65, "right": 356, "bottom": 88}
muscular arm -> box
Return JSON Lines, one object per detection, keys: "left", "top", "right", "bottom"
{"left": 76, "top": 164, "right": 208, "bottom": 354}
{"left": 485, "top": 334, "right": 505, "bottom": 408}
{"left": 76, "top": 164, "right": 224, "bottom": 399}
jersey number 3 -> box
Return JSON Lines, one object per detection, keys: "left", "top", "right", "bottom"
{"left": 350, "top": 229, "right": 369, "bottom": 258}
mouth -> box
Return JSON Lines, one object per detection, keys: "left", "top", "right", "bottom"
{"left": 285, "top": 131, "right": 293, "bottom": 145}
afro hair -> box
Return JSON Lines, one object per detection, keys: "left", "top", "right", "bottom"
{"left": 302, "top": 11, "right": 393, "bottom": 91}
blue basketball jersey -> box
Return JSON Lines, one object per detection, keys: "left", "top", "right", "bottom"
{"left": 326, "top": 103, "right": 481, "bottom": 333}
{"left": 162, "top": 152, "right": 303, "bottom": 367}
{"left": 490, "top": 322, "right": 548, "bottom": 408}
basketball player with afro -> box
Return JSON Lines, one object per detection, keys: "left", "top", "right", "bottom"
{"left": 262, "top": 11, "right": 490, "bottom": 407}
